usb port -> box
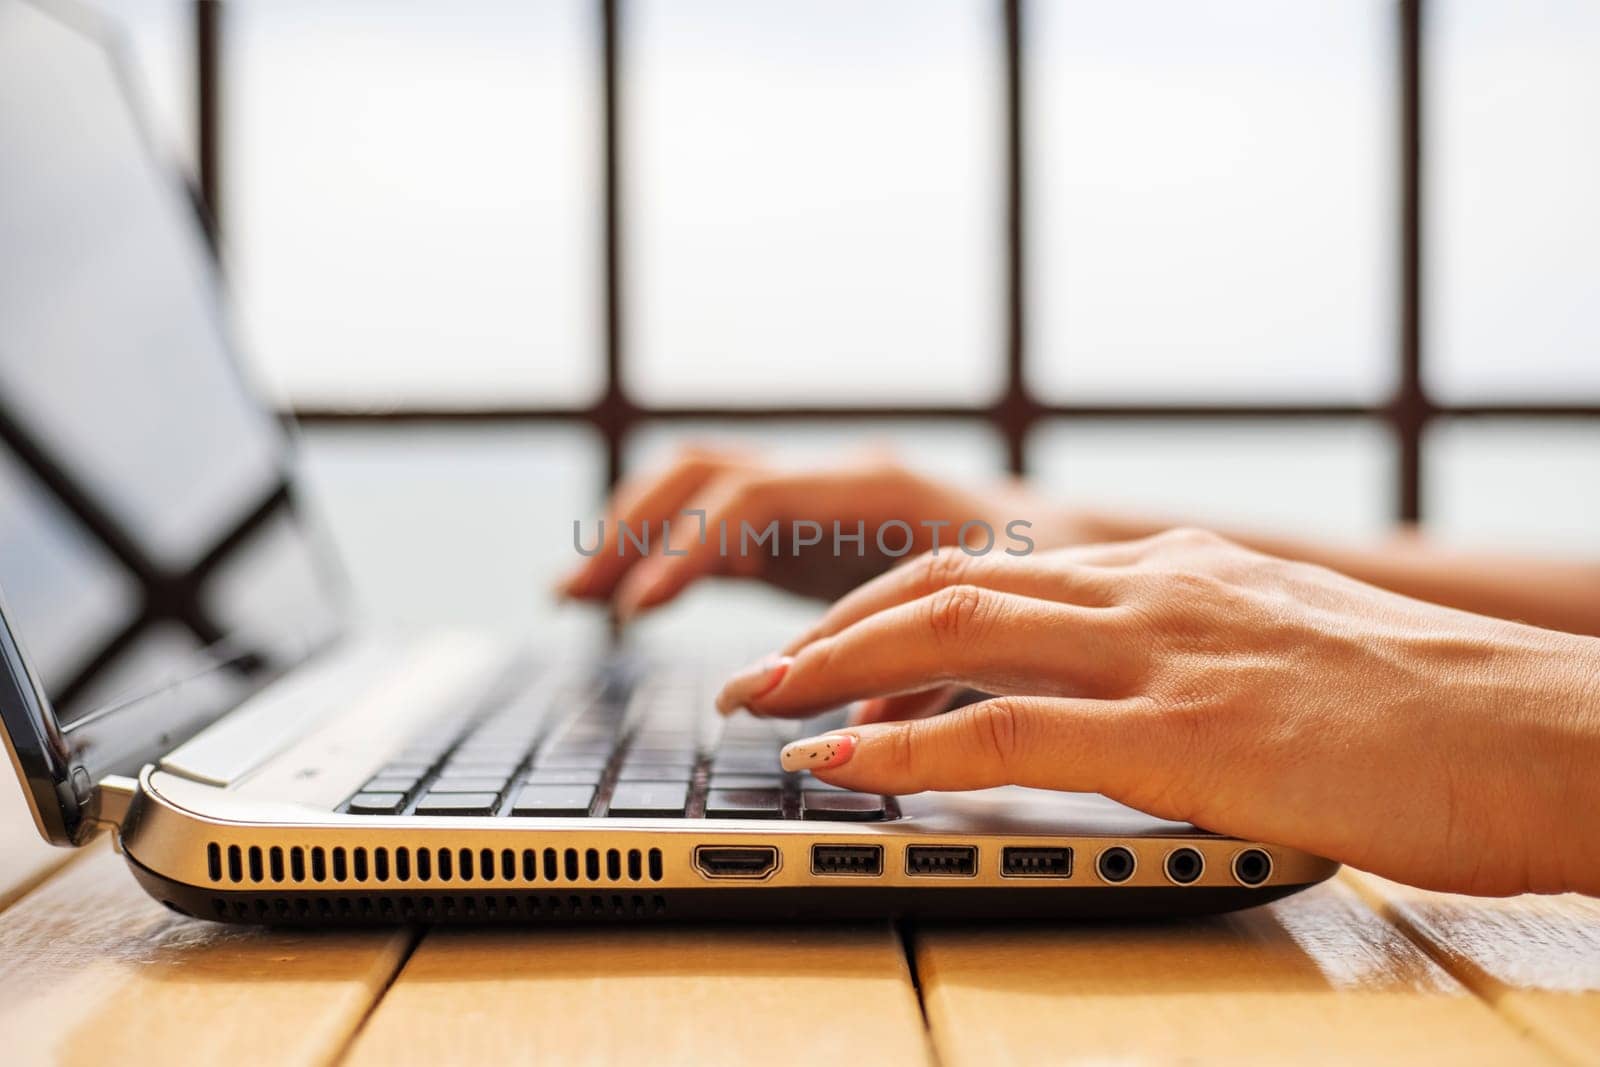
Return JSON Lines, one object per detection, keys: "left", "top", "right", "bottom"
{"left": 1002, "top": 847, "right": 1072, "bottom": 878}
{"left": 906, "top": 845, "right": 977, "bottom": 877}
{"left": 812, "top": 845, "right": 884, "bottom": 876}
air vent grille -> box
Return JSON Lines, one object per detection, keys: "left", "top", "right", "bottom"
{"left": 204, "top": 842, "right": 664, "bottom": 888}
{"left": 209, "top": 892, "right": 670, "bottom": 924}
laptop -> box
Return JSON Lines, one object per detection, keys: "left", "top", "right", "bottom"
{"left": 0, "top": 0, "right": 1335, "bottom": 925}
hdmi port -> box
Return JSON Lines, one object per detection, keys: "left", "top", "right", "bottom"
{"left": 906, "top": 845, "right": 977, "bottom": 877}
{"left": 693, "top": 845, "right": 780, "bottom": 880}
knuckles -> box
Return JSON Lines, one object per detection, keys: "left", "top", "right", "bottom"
{"left": 924, "top": 584, "right": 994, "bottom": 645}
{"left": 963, "top": 699, "right": 1024, "bottom": 772}
{"left": 915, "top": 547, "right": 973, "bottom": 597}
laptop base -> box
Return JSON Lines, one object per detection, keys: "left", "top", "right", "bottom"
{"left": 130, "top": 855, "right": 1322, "bottom": 926}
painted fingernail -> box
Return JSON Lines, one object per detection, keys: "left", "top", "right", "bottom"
{"left": 779, "top": 733, "right": 856, "bottom": 772}
{"left": 715, "top": 655, "right": 792, "bottom": 716}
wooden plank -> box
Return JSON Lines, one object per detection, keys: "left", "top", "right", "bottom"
{"left": 344, "top": 923, "right": 931, "bottom": 1067}
{"left": 0, "top": 842, "right": 411, "bottom": 1067}
{"left": 1345, "top": 870, "right": 1600, "bottom": 1066}
{"left": 0, "top": 768, "right": 76, "bottom": 912}
{"left": 915, "top": 879, "right": 1549, "bottom": 1066}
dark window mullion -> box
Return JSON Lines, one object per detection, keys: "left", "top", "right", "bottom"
{"left": 1002, "top": 0, "right": 1031, "bottom": 476}
{"left": 1397, "top": 0, "right": 1426, "bottom": 524}
{"left": 600, "top": 0, "right": 631, "bottom": 491}
{"left": 195, "top": 0, "right": 223, "bottom": 241}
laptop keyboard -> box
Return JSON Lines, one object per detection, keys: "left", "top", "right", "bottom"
{"left": 342, "top": 660, "right": 896, "bottom": 823}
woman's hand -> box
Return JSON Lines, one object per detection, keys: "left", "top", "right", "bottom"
{"left": 715, "top": 528, "right": 1600, "bottom": 896}
{"left": 557, "top": 446, "right": 1081, "bottom": 619}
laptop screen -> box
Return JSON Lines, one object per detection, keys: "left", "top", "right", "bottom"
{"left": 0, "top": 0, "right": 344, "bottom": 835}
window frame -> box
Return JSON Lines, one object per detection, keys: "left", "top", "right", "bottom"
{"left": 193, "top": 0, "right": 1599, "bottom": 520}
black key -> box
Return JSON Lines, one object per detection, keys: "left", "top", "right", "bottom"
{"left": 607, "top": 783, "right": 690, "bottom": 817}
{"left": 525, "top": 767, "right": 605, "bottom": 785}
{"left": 622, "top": 750, "right": 697, "bottom": 766}
{"left": 363, "top": 775, "right": 420, "bottom": 794}
{"left": 439, "top": 759, "right": 520, "bottom": 777}
{"left": 379, "top": 762, "right": 432, "bottom": 778}
{"left": 534, "top": 751, "right": 612, "bottom": 770}
{"left": 796, "top": 775, "right": 850, "bottom": 793}
{"left": 704, "top": 788, "right": 784, "bottom": 819}
{"left": 617, "top": 763, "right": 695, "bottom": 782}
{"left": 347, "top": 792, "right": 406, "bottom": 815}
{"left": 627, "top": 744, "right": 699, "bottom": 762}
{"left": 631, "top": 724, "right": 699, "bottom": 737}
{"left": 711, "top": 752, "right": 781, "bottom": 774}
{"left": 717, "top": 739, "right": 783, "bottom": 754}
{"left": 413, "top": 792, "right": 499, "bottom": 816}
{"left": 557, "top": 722, "right": 617, "bottom": 740}
{"left": 718, "top": 737, "right": 783, "bottom": 752}
{"left": 509, "top": 784, "right": 596, "bottom": 816}
{"left": 709, "top": 773, "right": 786, "bottom": 791}
{"left": 543, "top": 738, "right": 615, "bottom": 755}
{"left": 429, "top": 776, "right": 509, "bottom": 794}
{"left": 802, "top": 791, "right": 886, "bottom": 821}
{"left": 630, "top": 730, "right": 698, "bottom": 746}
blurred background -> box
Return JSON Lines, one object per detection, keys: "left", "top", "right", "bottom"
{"left": 80, "top": 0, "right": 1600, "bottom": 643}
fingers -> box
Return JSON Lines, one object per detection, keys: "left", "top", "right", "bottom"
{"left": 613, "top": 471, "right": 757, "bottom": 620}
{"left": 558, "top": 448, "right": 742, "bottom": 601}
{"left": 780, "top": 547, "right": 1122, "bottom": 656}
{"left": 613, "top": 463, "right": 944, "bottom": 620}
{"left": 721, "top": 586, "right": 1138, "bottom": 718}
{"left": 848, "top": 686, "right": 958, "bottom": 726}
{"left": 778, "top": 695, "right": 1166, "bottom": 796}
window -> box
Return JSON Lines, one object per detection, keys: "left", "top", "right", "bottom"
{"left": 1030, "top": 420, "right": 1392, "bottom": 538}
{"left": 1426, "top": 0, "right": 1600, "bottom": 401}
{"left": 1028, "top": 0, "right": 1394, "bottom": 402}
{"left": 91, "top": 1, "right": 1598, "bottom": 623}
{"left": 624, "top": 0, "right": 1003, "bottom": 405}
{"left": 225, "top": 0, "right": 602, "bottom": 409}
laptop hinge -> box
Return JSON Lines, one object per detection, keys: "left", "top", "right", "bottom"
{"left": 84, "top": 773, "right": 137, "bottom": 843}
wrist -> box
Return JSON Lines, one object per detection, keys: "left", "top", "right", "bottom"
{"left": 1553, "top": 638, "right": 1600, "bottom": 894}
{"left": 1509, "top": 630, "right": 1600, "bottom": 895}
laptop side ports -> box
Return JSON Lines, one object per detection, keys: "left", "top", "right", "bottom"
{"left": 1095, "top": 845, "right": 1137, "bottom": 883}
{"left": 906, "top": 845, "right": 977, "bottom": 877}
{"left": 1001, "top": 847, "right": 1073, "bottom": 877}
{"left": 693, "top": 845, "right": 779, "bottom": 880}
{"left": 812, "top": 844, "right": 884, "bottom": 876}
{"left": 1163, "top": 847, "right": 1204, "bottom": 885}
{"left": 1232, "top": 847, "right": 1273, "bottom": 886}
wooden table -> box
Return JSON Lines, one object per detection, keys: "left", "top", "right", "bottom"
{"left": 3, "top": 771, "right": 1598, "bottom": 1066}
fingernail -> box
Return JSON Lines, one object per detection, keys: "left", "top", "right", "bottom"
{"left": 779, "top": 733, "right": 856, "bottom": 772}
{"left": 715, "top": 654, "right": 792, "bottom": 716}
